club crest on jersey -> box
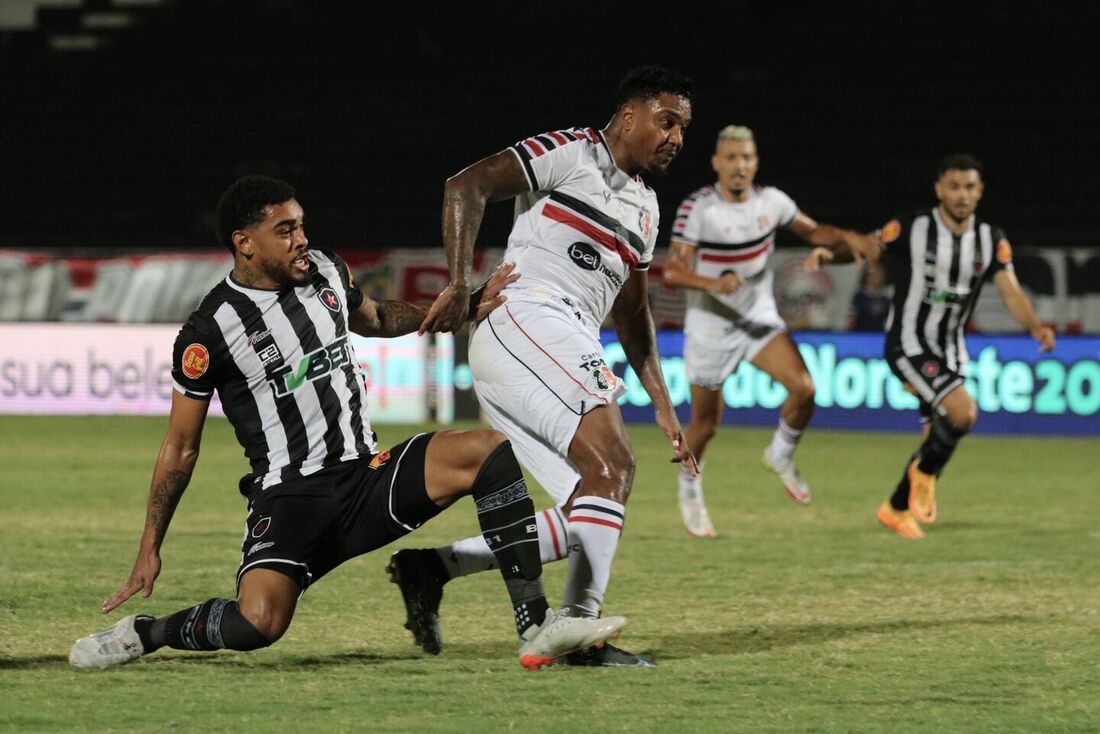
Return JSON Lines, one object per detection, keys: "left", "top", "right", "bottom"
{"left": 369, "top": 450, "right": 391, "bottom": 469}
{"left": 996, "top": 238, "right": 1013, "bottom": 265}
{"left": 639, "top": 210, "right": 652, "bottom": 239}
{"left": 317, "top": 287, "right": 341, "bottom": 312}
{"left": 921, "top": 360, "right": 940, "bottom": 378}
{"left": 252, "top": 516, "right": 272, "bottom": 538}
{"left": 181, "top": 343, "right": 209, "bottom": 379}
{"left": 269, "top": 338, "right": 351, "bottom": 396}
{"left": 757, "top": 214, "right": 772, "bottom": 231}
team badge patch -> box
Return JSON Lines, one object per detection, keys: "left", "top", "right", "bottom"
{"left": 369, "top": 450, "right": 391, "bottom": 469}
{"left": 639, "top": 211, "right": 652, "bottom": 239}
{"left": 921, "top": 360, "right": 940, "bottom": 378}
{"left": 996, "top": 238, "right": 1013, "bottom": 265}
{"left": 181, "top": 343, "right": 209, "bottom": 379}
{"left": 251, "top": 516, "right": 272, "bottom": 538}
{"left": 593, "top": 364, "right": 616, "bottom": 392}
{"left": 880, "top": 219, "right": 902, "bottom": 244}
{"left": 317, "top": 287, "right": 341, "bottom": 312}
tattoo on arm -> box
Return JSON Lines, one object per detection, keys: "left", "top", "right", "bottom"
{"left": 375, "top": 300, "right": 429, "bottom": 337}
{"left": 147, "top": 469, "right": 189, "bottom": 545}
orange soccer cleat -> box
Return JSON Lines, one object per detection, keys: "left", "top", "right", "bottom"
{"left": 906, "top": 460, "right": 938, "bottom": 524}
{"left": 876, "top": 501, "right": 925, "bottom": 539}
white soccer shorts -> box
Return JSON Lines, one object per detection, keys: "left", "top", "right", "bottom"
{"left": 468, "top": 300, "right": 625, "bottom": 505}
{"left": 684, "top": 322, "right": 784, "bottom": 390}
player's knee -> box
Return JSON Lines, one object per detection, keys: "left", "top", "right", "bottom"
{"left": 697, "top": 420, "right": 720, "bottom": 442}
{"left": 788, "top": 373, "right": 816, "bottom": 406}
{"left": 237, "top": 599, "right": 291, "bottom": 644}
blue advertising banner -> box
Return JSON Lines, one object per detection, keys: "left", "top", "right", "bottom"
{"left": 601, "top": 331, "right": 1100, "bottom": 436}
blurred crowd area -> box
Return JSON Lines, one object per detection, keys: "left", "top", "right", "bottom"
{"left": 1, "top": 0, "right": 1097, "bottom": 252}
{"left": 4, "top": 245, "right": 1097, "bottom": 333}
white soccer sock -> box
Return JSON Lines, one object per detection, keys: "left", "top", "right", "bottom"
{"left": 678, "top": 460, "right": 705, "bottom": 502}
{"left": 561, "top": 496, "right": 625, "bottom": 619}
{"left": 767, "top": 418, "right": 803, "bottom": 466}
{"left": 435, "top": 506, "right": 570, "bottom": 579}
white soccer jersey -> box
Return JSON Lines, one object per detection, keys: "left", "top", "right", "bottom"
{"left": 671, "top": 184, "right": 798, "bottom": 335}
{"left": 505, "top": 127, "right": 659, "bottom": 335}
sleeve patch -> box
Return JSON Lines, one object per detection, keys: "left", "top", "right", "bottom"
{"left": 880, "top": 219, "right": 902, "bottom": 244}
{"left": 181, "top": 343, "right": 210, "bottom": 379}
{"left": 996, "top": 238, "right": 1013, "bottom": 264}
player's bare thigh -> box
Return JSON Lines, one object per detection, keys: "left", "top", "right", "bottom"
{"left": 937, "top": 384, "right": 978, "bottom": 430}
{"left": 749, "top": 332, "right": 814, "bottom": 400}
{"left": 423, "top": 429, "right": 508, "bottom": 506}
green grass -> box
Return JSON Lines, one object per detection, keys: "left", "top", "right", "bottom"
{"left": 1, "top": 415, "right": 1098, "bottom": 733}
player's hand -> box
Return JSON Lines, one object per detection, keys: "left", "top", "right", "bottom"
{"left": 1032, "top": 324, "right": 1056, "bottom": 352}
{"left": 714, "top": 271, "right": 742, "bottom": 295}
{"left": 102, "top": 550, "right": 162, "bottom": 614}
{"left": 803, "top": 247, "right": 834, "bottom": 273}
{"left": 846, "top": 231, "right": 884, "bottom": 265}
{"left": 656, "top": 410, "right": 698, "bottom": 476}
{"left": 473, "top": 261, "right": 520, "bottom": 323}
{"left": 419, "top": 282, "right": 473, "bottom": 334}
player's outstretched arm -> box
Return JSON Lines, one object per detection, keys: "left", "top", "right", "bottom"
{"left": 788, "top": 212, "right": 882, "bottom": 265}
{"left": 994, "top": 269, "right": 1056, "bottom": 352}
{"left": 611, "top": 270, "right": 698, "bottom": 475}
{"left": 420, "top": 150, "right": 530, "bottom": 334}
{"left": 102, "top": 391, "right": 209, "bottom": 614}
{"left": 662, "top": 240, "right": 743, "bottom": 295}
{"left": 353, "top": 262, "right": 519, "bottom": 338}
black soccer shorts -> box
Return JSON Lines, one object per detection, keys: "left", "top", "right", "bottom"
{"left": 888, "top": 352, "right": 966, "bottom": 421}
{"left": 235, "top": 432, "right": 442, "bottom": 592}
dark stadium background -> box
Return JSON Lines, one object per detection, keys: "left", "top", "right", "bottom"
{"left": 2, "top": 0, "right": 1097, "bottom": 253}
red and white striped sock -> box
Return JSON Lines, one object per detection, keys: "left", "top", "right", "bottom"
{"left": 561, "top": 496, "right": 625, "bottom": 618}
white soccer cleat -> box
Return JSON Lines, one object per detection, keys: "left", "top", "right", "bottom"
{"left": 679, "top": 494, "right": 716, "bottom": 537}
{"left": 762, "top": 449, "right": 812, "bottom": 506}
{"left": 518, "top": 609, "right": 627, "bottom": 671}
{"left": 69, "top": 614, "right": 146, "bottom": 669}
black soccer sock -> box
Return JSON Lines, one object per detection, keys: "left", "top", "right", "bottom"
{"left": 144, "top": 599, "right": 271, "bottom": 652}
{"left": 916, "top": 414, "right": 969, "bottom": 477}
{"left": 471, "top": 441, "right": 549, "bottom": 636}
{"left": 889, "top": 450, "right": 920, "bottom": 511}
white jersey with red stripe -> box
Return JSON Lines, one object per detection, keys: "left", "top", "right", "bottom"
{"left": 671, "top": 184, "right": 798, "bottom": 336}
{"left": 504, "top": 127, "right": 659, "bottom": 336}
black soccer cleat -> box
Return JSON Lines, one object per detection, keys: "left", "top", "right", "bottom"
{"left": 562, "top": 642, "right": 656, "bottom": 668}
{"left": 386, "top": 549, "right": 445, "bottom": 655}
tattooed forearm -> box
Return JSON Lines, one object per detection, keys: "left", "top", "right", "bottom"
{"left": 145, "top": 469, "right": 190, "bottom": 546}
{"left": 375, "top": 300, "right": 429, "bottom": 337}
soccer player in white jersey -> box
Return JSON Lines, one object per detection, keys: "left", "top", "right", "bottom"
{"left": 390, "top": 65, "right": 698, "bottom": 667}
{"left": 663, "top": 125, "right": 880, "bottom": 537}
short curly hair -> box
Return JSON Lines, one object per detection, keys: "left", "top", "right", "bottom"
{"left": 215, "top": 175, "right": 296, "bottom": 253}
{"left": 615, "top": 64, "right": 695, "bottom": 108}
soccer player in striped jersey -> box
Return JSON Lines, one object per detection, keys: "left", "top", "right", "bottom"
{"left": 806, "top": 154, "right": 1055, "bottom": 538}
{"left": 394, "top": 65, "right": 698, "bottom": 668}
{"left": 663, "top": 125, "right": 879, "bottom": 537}
{"left": 69, "top": 176, "right": 626, "bottom": 671}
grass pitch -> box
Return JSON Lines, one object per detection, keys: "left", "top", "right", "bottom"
{"left": 1, "top": 415, "right": 1097, "bottom": 733}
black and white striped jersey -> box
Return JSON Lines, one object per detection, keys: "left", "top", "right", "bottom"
{"left": 881, "top": 208, "right": 1014, "bottom": 372}
{"left": 171, "top": 248, "right": 376, "bottom": 493}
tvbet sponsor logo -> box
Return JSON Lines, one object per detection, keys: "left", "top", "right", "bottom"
{"left": 268, "top": 338, "right": 352, "bottom": 396}
{"left": 603, "top": 342, "right": 1100, "bottom": 417}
